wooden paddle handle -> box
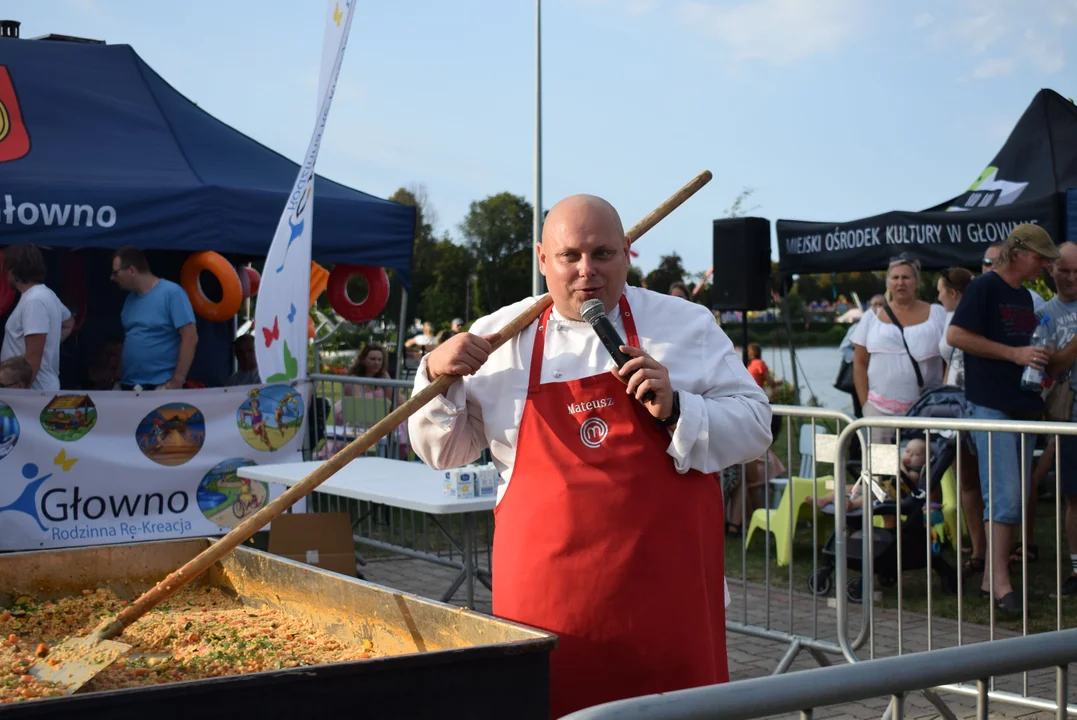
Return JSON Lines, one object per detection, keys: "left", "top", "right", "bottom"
{"left": 91, "top": 169, "right": 713, "bottom": 642}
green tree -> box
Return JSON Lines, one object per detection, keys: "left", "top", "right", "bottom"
{"left": 460, "top": 193, "right": 534, "bottom": 314}
{"left": 626, "top": 265, "right": 644, "bottom": 287}
{"left": 644, "top": 253, "right": 688, "bottom": 294}
{"left": 420, "top": 236, "right": 476, "bottom": 328}
{"left": 382, "top": 185, "right": 437, "bottom": 327}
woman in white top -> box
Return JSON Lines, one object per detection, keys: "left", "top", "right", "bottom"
{"left": 936, "top": 267, "right": 975, "bottom": 387}
{"left": 852, "top": 255, "right": 947, "bottom": 443}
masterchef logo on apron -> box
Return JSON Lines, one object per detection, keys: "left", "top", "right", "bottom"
{"left": 579, "top": 417, "right": 609, "bottom": 448}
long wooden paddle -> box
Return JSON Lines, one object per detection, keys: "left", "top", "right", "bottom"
{"left": 29, "top": 170, "right": 713, "bottom": 694}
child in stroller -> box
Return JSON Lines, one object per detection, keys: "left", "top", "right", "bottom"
{"left": 808, "top": 387, "right": 964, "bottom": 602}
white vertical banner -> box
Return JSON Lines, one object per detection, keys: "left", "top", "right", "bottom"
{"left": 255, "top": 0, "right": 356, "bottom": 382}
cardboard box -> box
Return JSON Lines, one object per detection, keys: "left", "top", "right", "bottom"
{"left": 268, "top": 512, "right": 356, "bottom": 577}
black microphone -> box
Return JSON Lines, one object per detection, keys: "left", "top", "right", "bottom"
{"left": 580, "top": 298, "right": 655, "bottom": 403}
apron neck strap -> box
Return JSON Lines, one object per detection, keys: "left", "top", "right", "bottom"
{"left": 528, "top": 294, "right": 639, "bottom": 391}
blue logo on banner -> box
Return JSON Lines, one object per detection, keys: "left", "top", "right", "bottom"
{"left": 0, "top": 463, "right": 51, "bottom": 531}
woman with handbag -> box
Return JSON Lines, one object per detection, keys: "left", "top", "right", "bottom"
{"left": 851, "top": 255, "right": 947, "bottom": 444}
{"left": 835, "top": 295, "right": 885, "bottom": 418}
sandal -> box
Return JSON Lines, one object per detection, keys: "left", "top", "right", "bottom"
{"left": 725, "top": 522, "right": 743, "bottom": 539}
{"left": 1009, "top": 543, "right": 1038, "bottom": 564}
{"left": 963, "top": 556, "right": 985, "bottom": 577}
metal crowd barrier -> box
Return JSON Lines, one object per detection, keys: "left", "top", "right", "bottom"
{"left": 724, "top": 404, "right": 861, "bottom": 672}
{"left": 831, "top": 415, "right": 1077, "bottom": 717}
{"left": 564, "top": 626, "right": 1077, "bottom": 720}
{"left": 305, "top": 373, "right": 493, "bottom": 588}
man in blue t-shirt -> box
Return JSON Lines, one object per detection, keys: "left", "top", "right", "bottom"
{"left": 111, "top": 247, "right": 198, "bottom": 390}
{"left": 948, "top": 224, "right": 1059, "bottom": 613}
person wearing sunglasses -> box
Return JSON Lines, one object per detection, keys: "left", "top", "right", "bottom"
{"left": 948, "top": 224, "right": 1060, "bottom": 613}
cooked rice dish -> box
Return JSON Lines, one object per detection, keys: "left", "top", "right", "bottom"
{"left": 1, "top": 585, "right": 375, "bottom": 703}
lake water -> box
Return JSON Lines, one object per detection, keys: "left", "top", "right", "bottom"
{"left": 757, "top": 345, "right": 851, "bottom": 413}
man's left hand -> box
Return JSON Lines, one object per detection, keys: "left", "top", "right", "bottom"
{"left": 614, "top": 345, "right": 674, "bottom": 422}
{"left": 164, "top": 378, "right": 184, "bottom": 390}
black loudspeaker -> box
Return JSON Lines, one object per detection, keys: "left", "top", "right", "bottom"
{"left": 711, "top": 217, "right": 771, "bottom": 311}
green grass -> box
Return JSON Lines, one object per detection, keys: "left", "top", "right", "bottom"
{"left": 726, "top": 499, "right": 1077, "bottom": 635}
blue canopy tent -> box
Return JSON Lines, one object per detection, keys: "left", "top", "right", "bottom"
{"left": 0, "top": 37, "right": 416, "bottom": 280}
{"left": 0, "top": 37, "right": 416, "bottom": 387}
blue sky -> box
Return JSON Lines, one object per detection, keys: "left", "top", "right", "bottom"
{"left": 8, "top": 0, "right": 1076, "bottom": 279}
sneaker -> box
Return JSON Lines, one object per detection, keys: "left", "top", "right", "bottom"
{"left": 1050, "top": 575, "right": 1077, "bottom": 598}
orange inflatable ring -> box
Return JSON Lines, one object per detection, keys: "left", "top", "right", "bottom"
{"left": 327, "top": 264, "right": 389, "bottom": 323}
{"left": 180, "top": 251, "right": 243, "bottom": 322}
{"left": 0, "top": 251, "right": 14, "bottom": 316}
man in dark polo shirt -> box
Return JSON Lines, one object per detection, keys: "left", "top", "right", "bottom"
{"left": 948, "top": 224, "right": 1058, "bottom": 613}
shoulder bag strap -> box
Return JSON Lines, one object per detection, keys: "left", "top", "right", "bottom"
{"left": 881, "top": 302, "right": 925, "bottom": 389}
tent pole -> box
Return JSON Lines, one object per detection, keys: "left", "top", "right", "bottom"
{"left": 396, "top": 287, "right": 408, "bottom": 380}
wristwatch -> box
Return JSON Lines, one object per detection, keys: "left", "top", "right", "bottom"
{"left": 657, "top": 391, "right": 680, "bottom": 428}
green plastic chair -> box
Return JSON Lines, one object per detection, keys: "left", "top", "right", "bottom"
{"left": 746, "top": 475, "right": 834, "bottom": 567}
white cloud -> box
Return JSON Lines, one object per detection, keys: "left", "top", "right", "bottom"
{"left": 675, "top": 0, "right": 864, "bottom": 66}
{"left": 935, "top": 0, "right": 1076, "bottom": 78}
{"left": 912, "top": 11, "right": 934, "bottom": 28}
{"left": 971, "top": 57, "right": 1013, "bottom": 79}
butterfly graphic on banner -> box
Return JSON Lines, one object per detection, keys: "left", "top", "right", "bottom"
{"left": 54, "top": 449, "right": 78, "bottom": 472}
{"left": 262, "top": 317, "right": 280, "bottom": 348}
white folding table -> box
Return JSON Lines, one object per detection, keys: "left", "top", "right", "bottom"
{"left": 238, "top": 458, "right": 495, "bottom": 607}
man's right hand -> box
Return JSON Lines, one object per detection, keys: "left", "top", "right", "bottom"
{"left": 425, "top": 332, "right": 501, "bottom": 381}
{"left": 1011, "top": 345, "right": 1050, "bottom": 369}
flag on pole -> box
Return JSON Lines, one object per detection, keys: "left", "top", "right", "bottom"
{"left": 254, "top": 0, "right": 356, "bottom": 382}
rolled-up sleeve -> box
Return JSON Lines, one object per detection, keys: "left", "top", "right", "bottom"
{"left": 667, "top": 320, "right": 772, "bottom": 474}
{"left": 406, "top": 357, "right": 489, "bottom": 471}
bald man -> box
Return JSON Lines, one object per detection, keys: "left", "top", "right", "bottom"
{"left": 1041, "top": 242, "right": 1077, "bottom": 597}
{"left": 408, "top": 194, "right": 772, "bottom": 716}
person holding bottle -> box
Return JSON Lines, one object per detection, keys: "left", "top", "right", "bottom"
{"left": 947, "top": 224, "right": 1059, "bottom": 613}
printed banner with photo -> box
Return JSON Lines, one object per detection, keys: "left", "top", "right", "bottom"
{"left": 0, "top": 383, "right": 310, "bottom": 551}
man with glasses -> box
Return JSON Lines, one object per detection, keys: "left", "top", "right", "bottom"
{"left": 110, "top": 247, "right": 197, "bottom": 391}
{"left": 983, "top": 242, "right": 1046, "bottom": 311}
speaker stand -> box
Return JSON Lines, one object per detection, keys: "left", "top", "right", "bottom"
{"left": 741, "top": 311, "right": 750, "bottom": 367}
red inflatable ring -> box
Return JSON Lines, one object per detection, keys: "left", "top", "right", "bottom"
{"left": 180, "top": 251, "right": 243, "bottom": 322}
{"left": 0, "top": 251, "right": 14, "bottom": 316}
{"left": 327, "top": 265, "right": 389, "bottom": 323}
{"left": 245, "top": 266, "right": 261, "bottom": 297}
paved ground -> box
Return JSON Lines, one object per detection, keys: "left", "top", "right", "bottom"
{"left": 358, "top": 552, "right": 1071, "bottom": 720}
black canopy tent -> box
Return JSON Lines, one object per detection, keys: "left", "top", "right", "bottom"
{"left": 777, "top": 89, "right": 1077, "bottom": 275}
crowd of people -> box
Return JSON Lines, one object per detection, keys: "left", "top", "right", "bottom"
{"left": 0, "top": 244, "right": 265, "bottom": 394}
{"left": 825, "top": 225, "right": 1073, "bottom": 613}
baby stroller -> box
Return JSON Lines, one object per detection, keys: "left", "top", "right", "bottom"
{"left": 807, "top": 386, "right": 964, "bottom": 602}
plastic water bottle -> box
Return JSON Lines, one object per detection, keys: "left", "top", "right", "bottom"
{"left": 1021, "top": 315, "right": 1051, "bottom": 392}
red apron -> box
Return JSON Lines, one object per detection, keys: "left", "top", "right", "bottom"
{"left": 493, "top": 295, "right": 728, "bottom": 719}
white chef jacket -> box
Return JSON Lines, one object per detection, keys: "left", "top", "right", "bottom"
{"left": 408, "top": 285, "right": 773, "bottom": 502}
